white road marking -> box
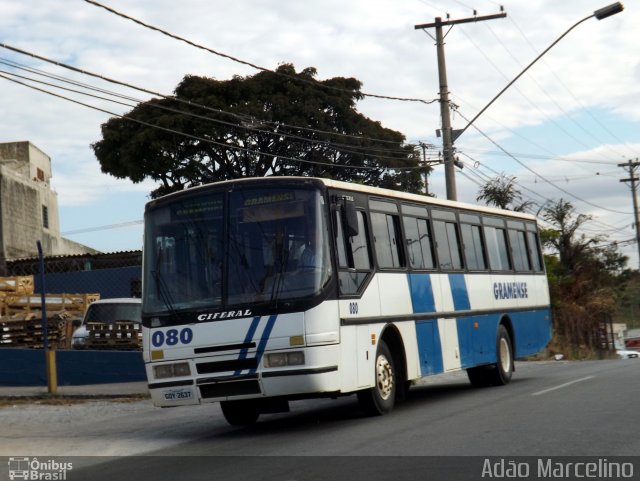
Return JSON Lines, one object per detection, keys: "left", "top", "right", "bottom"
{"left": 531, "top": 376, "right": 595, "bottom": 396}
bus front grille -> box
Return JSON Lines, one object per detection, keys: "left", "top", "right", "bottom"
{"left": 198, "top": 376, "right": 261, "bottom": 399}
{"left": 196, "top": 357, "right": 258, "bottom": 374}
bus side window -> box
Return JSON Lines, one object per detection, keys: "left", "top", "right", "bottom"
{"left": 461, "top": 223, "right": 487, "bottom": 271}
{"left": 351, "top": 211, "right": 372, "bottom": 270}
{"left": 402, "top": 216, "right": 435, "bottom": 269}
{"left": 433, "top": 220, "right": 463, "bottom": 270}
{"left": 335, "top": 212, "right": 350, "bottom": 268}
{"left": 484, "top": 226, "right": 512, "bottom": 271}
{"left": 335, "top": 210, "right": 372, "bottom": 295}
{"left": 371, "top": 212, "right": 405, "bottom": 269}
{"left": 527, "top": 231, "right": 544, "bottom": 272}
{"left": 508, "top": 229, "right": 531, "bottom": 272}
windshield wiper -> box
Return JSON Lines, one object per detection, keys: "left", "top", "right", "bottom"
{"left": 269, "top": 235, "right": 293, "bottom": 305}
{"left": 152, "top": 270, "right": 183, "bottom": 324}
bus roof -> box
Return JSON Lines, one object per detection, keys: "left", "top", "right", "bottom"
{"left": 147, "top": 176, "right": 538, "bottom": 222}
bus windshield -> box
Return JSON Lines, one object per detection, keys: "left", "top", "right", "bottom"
{"left": 143, "top": 186, "right": 332, "bottom": 317}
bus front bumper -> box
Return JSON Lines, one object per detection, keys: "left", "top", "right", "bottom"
{"left": 147, "top": 345, "right": 342, "bottom": 407}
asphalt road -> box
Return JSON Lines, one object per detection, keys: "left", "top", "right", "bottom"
{"left": 3, "top": 360, "right": 639, "bottom": 481}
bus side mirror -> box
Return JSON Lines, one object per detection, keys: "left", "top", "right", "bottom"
{"left": 343, "top": 201, "right": 359, "bottom": 238}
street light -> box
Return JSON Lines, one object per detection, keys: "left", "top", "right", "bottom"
{"left": 450, "top": 2, "right": 624, "bottom": 198}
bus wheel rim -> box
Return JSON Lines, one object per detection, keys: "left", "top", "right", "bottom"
{"left": 499, "top": 337, "right": 511, "bottom": 372}
{"left": 376, "top": 354, "right": 393, "bottom": 400}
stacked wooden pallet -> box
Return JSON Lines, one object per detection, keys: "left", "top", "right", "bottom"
{"left": 0, "top": 276, "right": 35, "bottom": 317}
{"left": 2, "top": 292, "right": 99, "bottom": 319}
{"left": 0, "top": 311, "right": 75, "bottom": 349}
{"left": 0, "top": 275, "right": 100, "bottom": 349}
{"left": 84, "top": 320, "right": 142, "bottom": 350}
{"left": 0, "top": 275, "right": 34, "bottom": 295}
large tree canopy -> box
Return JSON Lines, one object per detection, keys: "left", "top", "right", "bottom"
{"left": 92, "top": 64, "right": 424, "bottom": 198}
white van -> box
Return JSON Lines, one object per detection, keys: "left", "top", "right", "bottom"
{"left": 71, "top": 298, "right": 142, "bottom": 350}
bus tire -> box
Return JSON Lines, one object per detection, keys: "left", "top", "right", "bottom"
{"left": 467, "top": 324, "right": 513, "bottom": 387}
{"left": 357, "top": 340, "right": 396, "bottom": 416}
{"left": 492, "top": 324, "right": 514, "bottom": 385}
{"left": 220, "top": 399, "right": 260, "bottom": 426}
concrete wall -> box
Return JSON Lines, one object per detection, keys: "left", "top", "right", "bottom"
{"left": 0, "top": 171, "right": 46, "bottom": 259}
{"left": 0, "top": 141, "right": 97, "bottom": 260}
{"left": 0, "top": 349, "right": 146, "bottom": 386}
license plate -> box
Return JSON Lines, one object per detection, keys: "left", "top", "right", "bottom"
{"left": 163, "top": 387, "right": 194, "bottom": 401}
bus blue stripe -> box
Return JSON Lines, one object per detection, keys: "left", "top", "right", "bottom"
{"left": 448, "top": 274, "right": 470, "bottom": 311}
{"left": 234, "top": 316, "right": 262, "bottom": 376}
{"left": 408, "top": 273, "right": 436, "bottom": 313}
{"left": 416, "top": 320, "right": 444, "bottom": 375}
{"left": 251, "top": 314, "right": 278, "bottom": 374}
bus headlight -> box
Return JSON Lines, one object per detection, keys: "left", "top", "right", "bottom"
{"left": 264, "top": 351, "right": 305, "bottom": 368}
{"left": 153, "top": 362, "right": 191, "bottom": 379}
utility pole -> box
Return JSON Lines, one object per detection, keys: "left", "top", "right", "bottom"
{"left": 418, "top": 141, "right": 431, "bottom": 195}
{"left": 415, "top": 11, "right": 506, "bottom": 201}
{"left": 619, "top": 158, "right": 640, "bottom": 268}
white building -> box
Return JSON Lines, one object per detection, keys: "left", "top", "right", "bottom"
{"left": 0, "top": 141, "right": 97, "bottom": 261}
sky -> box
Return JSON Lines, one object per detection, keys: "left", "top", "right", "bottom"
{"left": 1, "top": 0, "right": 638, "bottom": 267}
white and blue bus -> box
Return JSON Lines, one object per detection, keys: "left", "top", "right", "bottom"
{"left": 142, "top": 177, "right": 551, "bottom": 425}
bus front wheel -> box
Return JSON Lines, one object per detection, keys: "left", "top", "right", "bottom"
{"left": 357, "top": 340, "right": 396, "bottom": 416}
{"left": 467, "top": 324, "right": 513, "bottom": 387}
{"left": 220, "top": 399, "right": 260, "bottom": 426}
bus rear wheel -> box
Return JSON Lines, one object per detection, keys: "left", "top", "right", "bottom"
{"left": 357, "top": 340, "right": 396, "bottom": 416}
{"left": 220, "top": 399, "right": 260, "bottom": 426}
{"left": 467, "top": 324, "right": 513, "bottom": 387}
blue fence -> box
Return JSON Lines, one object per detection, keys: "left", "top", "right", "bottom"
{"left": 33, "top": 266, "right": 142, "bottom": 299}
{"left": 0, "top": 349, "right": 146, "bottom": 387}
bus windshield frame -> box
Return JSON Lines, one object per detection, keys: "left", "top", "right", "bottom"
{"left": 142, "top": 183, "right": 332, "bottom": 325}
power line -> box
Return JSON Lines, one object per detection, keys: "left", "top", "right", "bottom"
{"left": 482, "top": 22, "right": 628, "bottom": 162}
{"left": 453, "top": 107, "right": 632, "bottom": 215}
{"left": 459, "top": 26, "right": 617, "bottom": 163}
{"left": 507, "top": 15, "right": 636, "bottom": 156}
{"left": 0, "top": 72, "right": 428, "bottom": 173}
{"left": 462, "top": 151, "right": 630, "bottom": 234}
{"left": 460, "top": 147, "right": 620, "bottom": 166}
{"left": 458, "top": 153, "right": 632, "bottom": 240}
{"left": 83, "top": 0, "right": 438, "bottom": 106}
{"left": 62, "top": 220, "right": 143, "bottom": 236}
{"left": 450, "top": 91, "right": 621, "bottom": 177}
{"left": 0, "top": 43, "right": 430, "bottom": 149}
{"left": 0, "top": 65, "right": 437, "bottom": 164}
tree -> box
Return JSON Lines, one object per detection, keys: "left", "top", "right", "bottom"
{"left": 541, "top": 198, "right": 601, "bottom": 272}
{"left": 476, "top": 174, "right": 533, "bottom": 212}
{"left": 541, "top": 198, "right": 629, "bottom": 358}
{"left": 92, "top": 64, "right": 424, "bottom": 198}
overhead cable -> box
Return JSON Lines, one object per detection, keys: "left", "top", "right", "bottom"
{"left": 83, "top": 0, "right": 438, "bottom": 105}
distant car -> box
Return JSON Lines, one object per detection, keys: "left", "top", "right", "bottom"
{"left": 616, "top": 349, "right": 640, "bottom": 359}
{"left": 71, "top": 298, "right": 142, "bottom": 350}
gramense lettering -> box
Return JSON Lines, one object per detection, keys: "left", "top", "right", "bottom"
{"left": 493, "top": 282, "right": 528, "bottom": 300}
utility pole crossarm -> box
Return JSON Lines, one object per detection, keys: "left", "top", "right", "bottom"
{"left": 414, "top": 12, "right": 506, "bottom": 30}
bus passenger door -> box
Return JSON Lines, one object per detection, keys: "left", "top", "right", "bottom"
{"left": 431, "top": 274, "right": 462, "bottom": 372}
{"left": 356, "top": 325, "right": 373, "bottom": 388}
{"left": 438, "top": 318, "right": 462, "bottom": 371}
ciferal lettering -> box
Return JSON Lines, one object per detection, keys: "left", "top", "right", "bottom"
{"left": 197, "top": 309, "right": 252, "bottom": 321}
